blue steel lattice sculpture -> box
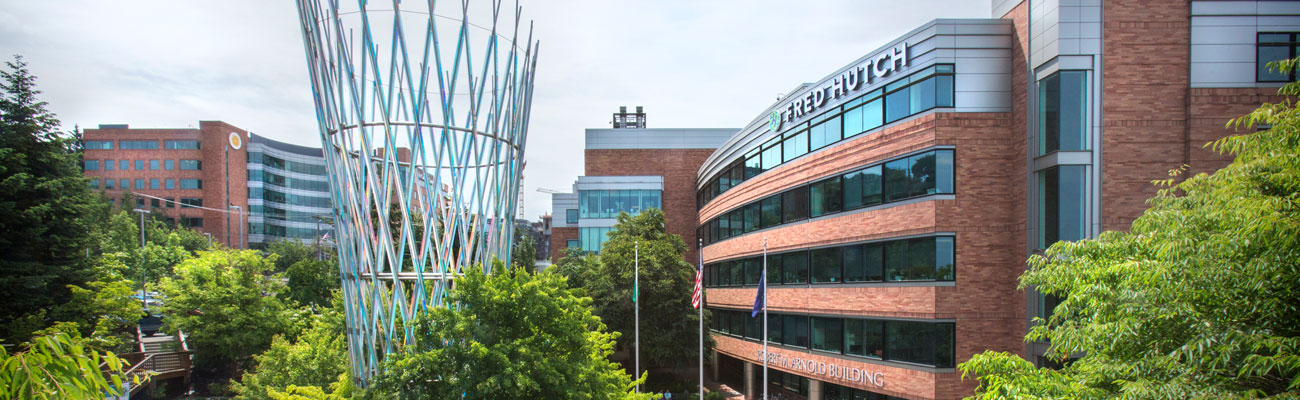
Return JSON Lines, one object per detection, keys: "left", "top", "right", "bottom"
{"left": 294, "top": 0, "right": 538, "bottom": 383}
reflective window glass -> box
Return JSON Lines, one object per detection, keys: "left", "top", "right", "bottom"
{"left": 783, "top": 129, "right": 808, "bottom": 162}
{"left": 1039, "top": 166, "right": 1087, "bottom": 248}
{"left": 1039, "top": 71, "right": 1088, "bottom": 154}
{"left": 811, "top": 247, "right": 842, "bottom": 283}
{"left": 812, "top": 317, "right": 842, "bottom": 353}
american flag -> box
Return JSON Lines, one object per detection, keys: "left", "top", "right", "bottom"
{"left": 691, "top": 262, "right": 703, "bottom": 309}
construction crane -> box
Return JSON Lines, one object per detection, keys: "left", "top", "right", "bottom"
{"left": 536, "top": 188, "right": 566, "bottom": 194}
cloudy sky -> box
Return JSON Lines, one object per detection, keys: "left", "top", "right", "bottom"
{"left": 0, "top": 1, "right": 990, "bottom": 219}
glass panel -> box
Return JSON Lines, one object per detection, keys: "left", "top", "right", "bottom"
{"left": 910, "top": 152, "right": 937, "bottom": 197}
{"left": 1258, "top": 45, "right": 1292, "bottom": 82}
{"left": 745, "top": 150, "right": 762, "bottom": 179}
{"left": 936, "top": 236, "right": 955, "bottom": 281}
{"left": 84, "top": 160, "right": 99, "bottom": 170}
{"left": 744, "top": 203, "right": 760, "bottom": 232}
{"left": 906, "top": 238, "right": 937, "bottom": 281}
{"left": 105, "top": 159, "right": 114, "bottom": 170}
{"left": 909, "top": 77, "right": 937, "bottom": 112}
{"left": 761, "top": 195, "right": 781, "bottom": 228}
{"left": 844, "top": 319, "right": 865, "bottom": 356}
{"left": 784, "top": 315, "right": 809, "bottom": 348}
{"left": 761, "top": 141, "right": 782, "bottom": 171}
{"left": 936, "top": 150, "right": 954, "bottom": 194}
{"left": 862, "top": 98, "right": 884, "bottom": 132}
{"left": 883, "top": 158, "right": 911, "bottom": 202}
{"left": 783, "top": 251, "right": 808, "bottom": 284}
{"left": 766, "top": 251, "right": 783, "bottom": 285}
{"left": 862, "top": 165, "right": 883, "bottom": 206}
{"left": 746, "top": 312, "right": 762, "bottom": 339}
{"left": 843, "top": 169, "right": 865, "bottom": 210}
{"left": 811, "top": 247, "right": 842, "bottom": 283}
{"left": 781, "top": 188, "right": 808, "bottom": 223}
{"left": 745, "top": 258, "right": 762, "bottom": 285}
{"left": 810, "top": 177, "right": 843, "bottom": 217}
{"left": 863, "top": 243, "right": 884, "bottom": 281}
{"left": 768, "top": 314, "right": 783, "bottom": 344}
{"left": 843, "top": 245, "right": 865, "bottom": 282}
{"left": 885, "top": 86, "right": 911, "bottom": 123}
{"left": 135, "top": 160, "right": 145, "bottom": 170}
{"left": 783, "top": 129, "right": 808, "bottom": 162}
{"left": 1039, "top": 166, "right": 1087, "bottom": 248}
{"left": 730, "top": 260, "right": 743, "bottom": 286}
{"left": 843, "top": 105, "right": 863, "bottom": 138}
{"left": 936, "top": 75, "right": 955, "bottom": 107}
{"left": 863, "top": 320, "right": 884, "bottom": 359}
{"left": 812, "top": 317, "right": 842, "bottom": 353}
{"left": 1260, "top": 33, "right": 1292, "bottom": 43}
{"left": 731, "top": 209, "right": 743, "bottom": 237}
{"left": 884, "top": 240, "right": 908, "bottom": 282}
{"left": 1040, "top": 71, "right": 1088, "bottom": 153}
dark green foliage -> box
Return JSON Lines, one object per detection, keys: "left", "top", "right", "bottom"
{"left": 512, "top": 227, "right": 538, "bottom": 273}
{"left": 0, "top": 55, "right": 102, "bottom": 345}
{"left": 367, "top": 263, "right": 655, "bottom": 400}
{"left": 286, "top": 258, "right": 341, "bottom": 308}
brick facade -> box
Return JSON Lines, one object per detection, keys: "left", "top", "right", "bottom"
{"left": 550, "top": 226, "right": 579, "bottom": 261}
{"left": 585, "top": 148, "right": 717, "bottom": 263}
{"left": 83, "top": 121, "right": 249, "bottom": 248}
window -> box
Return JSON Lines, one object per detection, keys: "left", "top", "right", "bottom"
{"left": 181, "top": 217, "right": 204, "bottom": 228}
{"left": 149, "top": 160, "right": 160, "bottom": 170}
{"left": 120, "top": 140, "right": 158, "bottom": 150}
{"left": 845, "top": 319, "right": 884, "bottom": 359}
{"left": 165, "top": 179, "right": 175, "bottom": 190}
{"left": 744, "top": 258, "right": 762, "bottom": 286}
{"left": 760, "top": 139, "right": 781, "bottom": 171}
{"left": 566, "top": 239, "right": 578, "bottom": 249}
{"left": 768, "top": 314, "right": 783, "bottom": 344}
{"left": 119, "top": 179, "right": 128, "bottom": 189}
{"left": 730, "top": 209, "right": 743, "bottom": 237}
{"left": 783, "top": 315, "right": 809, "bottom": 347}
{"left": 812, "top": 317, "right": 842, "bottom": 353}
{"left": 150, "top": 198, "right": 161, "bottom": 208}
{"left": 781, "top": 188, "right": 808, "bottom": 223}
{"left": 909, "top": 152, "right": 937, "bottom": 196}
{"left": 843, "top": 164, "right": 883, "bottom": 209}
{"left": 565, "top": 209, "right": 578, "bottom": 224}
{"left": 809, "top": 177, "right": 842, "bottom": 217}
{"left": 885, "top": 321, "right": 955, "bottom": 367}
{"left": 781, "top": 251, "right": 808, "bottom": 284}
{"left": 119, "top": 160, "right": 129, "bottom": 170}
{"left": 180, "top": 160, "right": 202, "bottom": 170}
{"left": 811, "top": 247, "right": 841, "bottom": 283}
{"left": 180, "top": 198, "right": 203, "bottom": 208}
{"left": 1039, "top": 166, "right": 1087, "bottom": 248}
{"left": 83, "top": 140, "right": 113, "bottom": 150}
{"left": 579, "top": 190, "right": 661, "bottom": 219}
{"left": 1039, "top": 71, "right": 1088, "bottom": 154}
{"left": 760, "top": 195, "right": 781, "bottom": 228}
{"left": 885, "top": 79, "right": 911, "bottom": 123}
{"left": 878, "top": 237, "right": 955, "bottom": 282}
{"left": 180, "top": 179, "right": 202, "bottom": 189}
{"left": 883, "top": 157, "right": 911, "bottom": 202}
{"left": 744, "top": 203, "right": 759, "bottom": 233}
{"left": 104, "top": 179, "right": 115, "bottom": 189}
{"left": 89, "top": 178, "right": 100, "bottom": 189}
{"left": 165, "top": 160, "right": 174, "bottom": 170}
{"left": 808, "top": 115, "right": 842, "bottom": 150}
{"left": 782, "top": 129, "right": 808, "bottom": 163}
{"left": 149, "top": 179, "right": 160, "bottom": 189}
{"left": 132, "top": 179, "right": 144, "bottom": 189}
{"left": 1258, "top": 33, "right": 1300, "bottom": 82}
{"left": 744, "top": 150, "right": 762, "bottom": 179}
{"left": 135, "top": 160, "right": 145, "bottom": 170}
{"left": 84, "top": 160, "right": 99, "bottom": 170}
{"left": 579, "top": 227, "right": 614, "bottom": 253}
{"left": 104, "top": 159, "right": 115, "bottom": 171}
{"left": 164, "top": 140, "right": 200, "bottom": 150}
{"left": 766, "top": 251, "right": 783, "bottom": 285}
{"left": 165, "top": 197, "right": 175, "bottom": 208}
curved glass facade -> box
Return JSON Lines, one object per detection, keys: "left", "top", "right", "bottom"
{"left": 246, "top": 136, "right": 334, "bottom": 247}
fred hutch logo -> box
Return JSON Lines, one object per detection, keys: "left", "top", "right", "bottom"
{"left": 770, "top": 42, "right": 909, "bottom": 131}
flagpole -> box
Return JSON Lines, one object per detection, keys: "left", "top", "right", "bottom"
{"left": 634, "top": 240, "right": 640, "bottom": 393}
{"left": 762, "top": 238, "right": 768, "bottom": 400}
{"left": 698, "top": 238, "right": 704, "bottom": 400}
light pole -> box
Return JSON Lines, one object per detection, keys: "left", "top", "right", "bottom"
{"left": 203, "top": 232, "right": 212, "bottom": 249}
{"left": 132, "top": 208, "right": 150, "bottom": 311}
{"left": 229, "top": 205, "right": 243, "bottom": 249}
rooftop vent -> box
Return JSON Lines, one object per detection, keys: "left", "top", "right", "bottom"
{"left": 612, "top": 106, "right": 645, "bottom": 129}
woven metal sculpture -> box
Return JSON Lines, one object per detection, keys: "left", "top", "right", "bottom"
{"left": 294, "top": 0, "right": 538, "bottom": 384}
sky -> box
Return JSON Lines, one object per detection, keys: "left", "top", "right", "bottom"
{"left": 0, "top": 1, "right": 990, "bottom": 220}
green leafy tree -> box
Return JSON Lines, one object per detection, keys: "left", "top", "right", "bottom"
{"left": 960, "top": 60, "right": 1300, "bottom": 399}
{"left": 551, "top": 246, "right": 599, "bottom": 291}
{"left": 0, "top": 55, "right": 103, "bottom": 344}
{"left": 285, "top": 258, "right": 341, "bottom": 308}
{"left": 512, "top": 227, "right": 539, "bottom": 273}
{"left": 367, "top": 263, "right": 655, "bottom": 400}
{"left": 47, "top": 253, "right": 142, "bottom": 351}
{"left": 235, "top": 292, "right": 352, "bottom": 399}
{"left": 158, "top": 249, "right": 291, "bottom": 371}
{"left": 267, "top": 239, "right": 318, "bottom": 273}
{"left": 559, "top": 209, "right": 712, "bottom": 372}
{"left": 0, "top": 331, "right": 141, "bottom": 399}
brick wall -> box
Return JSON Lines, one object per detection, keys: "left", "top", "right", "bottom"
{"left": 585, "top": 148, "right": 716, "bottom": 263}
{"left": 550, "top": 226, "right": 579, "bottom": 263}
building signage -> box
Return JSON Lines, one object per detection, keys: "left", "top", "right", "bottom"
{"left": 757, "top": 349, "right": 885, "bottom": 388}
{"left": 772, "top": 42, "right": 909, "bottom": 132}
{"left": 228, "top": 132, "right": 243, "bottom": 150}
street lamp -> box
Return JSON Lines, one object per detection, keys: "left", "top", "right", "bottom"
{"left": 132, "top": 208, "right": 150, "bottom": 311}
{"left": 229, "top": 205, "right": 243, "bottom": 249}
{"left": 203, "top": 232, "right": 212, "bottom": 249}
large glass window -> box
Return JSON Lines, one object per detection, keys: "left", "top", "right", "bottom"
{"left": 580, "top": 190, "right": 662, "bottom": 219}
{"left": 782, "top": 251, "right": 808, "bottom": 284}
{"left": 782, "top": 129, "right": 808, "bottom": 163}
{"left": 809, "top": 177, "right": 842, "bottom": 217}
{"left": 134, "top": 179, "right": 145, "bottom": 190}
{"left": 843, "top": 165, "right": 883, "bottom": 209}
{"left": 104, "top": 179, "right": 114, "bottom": 189}
{"left": 910, "top": 152, "right": 937, "bottom": 196}
{"left": 164, "top": 140, "right": 200, "bottom": 150}
{"left": 104, "top": 159, "right": 114, "bottom": 171}
{"left": 844, "top": 243, "right": 885, "bottom": 282}
{"left": 566, "top": 209, "right": 578, "bottom": 224}
{"left": 135, "top": 160, "right": 145, "bottom": 170}
{"left": 744, "top": 203, "right": 759, "bottom": 233}
{"left": 1039, "top": 166, "right": 1087, "bottom": 248}
{"left": 745, "top": 258, "right": 762, "bottom": 286}
{"left": 845, "top": 319, "right": 884, "bottom": 359}
{"left": 885, "top": 80, "right": 912, "bottom": 123}
{"left": 883, "top": 157, "right": 911, "bottom": 202}
{"left": 781, "top": 188, "right": 808, "bottom": 223}
{"left": 119, "top": 160, "right": 129, "bottom": 170}
{"left": 1258, "top": 33, "right": 1299, "bottom": 82}
{"left": 180, "top": 179, "right": 202, "bottom": 189}
{"left": 579, "top": 227, "right": 614, "bottom": 253}
{"left": 165, "top": 179, "right": 175, "bottom": 190}
{"left": 179, "top": 160, "right": 201, "bottom": 170}
{"left": 761, "top": 139, "right": 781, "bottom": 171}
{"left": 120, "top": 140, "right": 158, "bottom": 150}
{"left": 744, "top": 149, "right": 762, "bottom": 179}
{"left": 783, "top": 315, "right": 809, "bottom": 347}
{"left": 165, "top": 160, "right": 174, "bottom": 170}
{"left": 811, "top": 317, "right": 842, "bottom": 353}
{"left": 810, "top": 247, "right": 842, "bottom": 283}
{"left": 149, "top": 160, "right": 160, "bottom": 170}
{"left": 760, "top": 195, "right": 781, "bottom": 228}
{"left": 149, "top": 179, "right": 160, "bottom": 189}
{"left": 84, "top": 160, "right": 99, "bottom": 170}
{"left": 809, "top": 116, "right": 842, "bottom": 150}
{"left": 84, "top": 140, "right": 113, "bottom": 150}
{"left": 1039, "top": 71, "right": 1088, "bottom": 154}
{"left": 885, "top": 321, "right": 955, "bottom": 367}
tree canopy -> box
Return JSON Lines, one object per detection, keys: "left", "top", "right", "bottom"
{"left": 0, "top": 331, "right": 141, "bottom": 400}
{"left": 235, "top": 292, "right": 354, "bottom": 400}
{"left": 960, "top": 60, "right": 1300, "bottom": 399}
{"left": 367, "top": 263, "right": 655, "bottom": 400}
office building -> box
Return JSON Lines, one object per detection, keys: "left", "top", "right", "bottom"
{"left": 697, "top": 1, "right": 1299, "bottom": 399}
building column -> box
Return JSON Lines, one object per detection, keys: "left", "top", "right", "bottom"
{"left": 711, "top": 350, "right": 720, "bottom": 381}
{"left": 743, "top": 362, "right": 755, "bottom": 400}
{"left": 807, "top": 379, "right": 823, "bottom": 400}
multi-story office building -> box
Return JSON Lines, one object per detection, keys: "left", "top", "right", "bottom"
{"left": 549, "top": 109, "right": 736, "bottom": 263}
{"left": 247, "top": 134, "right": 335, "bottom": 246}
{"left": 697, "top": 1, "right": 1299, "bottom": 399}
{"left": 82, "top": 121, "right": 336, "bottom": 249}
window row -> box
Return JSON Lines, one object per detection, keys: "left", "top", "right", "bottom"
{"left": 1258, "top": 32, "right": 1300, "bottom": 82}
{"left": 699, "top": 150, "right": 954, "bottom": 246}
{"left": 579, "top": 190, "right": 662, "bottom": 219}
{"left": 250, "top": 152, "right": 329, "bottom": 176}
{"left": 822, "top": 381, "right": 905, "bottom": 400}
{"left": 249, "top": 170, "right": 331, "bottom": 192}
{"left": 83, "top": 139, "right": 201, "bottom": 150}
{"left": 84, "top": 159, "right": 201, "bottom": 171}
{"left": 95, "top": 178, "right": 201, "bottom": 190}
{"left": 249, "top": 223, "right": 328, "bottom": 239}
{"left": 250, "top": 205, "right": 328, "bottom": 224}
{"left": 698, "top": 64, "right": 955, "bottom": 209}
{"left": 250, "top": 189, "right": 332, "bottom": 208}
{"left": 578, "top": 227, "right": 614, "bottom": 253}
{"left": 710, "top": 308, "right": 956, "bottom": 368}
{"left": 705, "top": 236, "right": 955, "bottom": 287}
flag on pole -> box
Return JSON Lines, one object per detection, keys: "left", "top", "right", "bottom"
{"left": 633, "top": 278, "right": 638, "bottom": 303}
{"left": 751, "top": 267, "right": 766, "bottom": 317}
{"left": 691, "top": 261, "right": 703, "bottom": 309}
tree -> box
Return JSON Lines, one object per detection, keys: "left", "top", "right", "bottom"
{"left": 512, "top": 226, "right": 538, "bottom": 273}
{"left": 285, "top": 258, "right": 341, "bottom": 308}
{"left": 557, "top": 209, "right": 712, "bottom": 372}
{"left": 366, "top": 263, "right": 655, "bottom": 400}
{"left": 0, "top": 331, "right": 141, "bottom": 399}
{"left": 0, "top": 55, "right": 102, "bottom": 344}
{"left": 158, "top": 249, "right": 291, "bottom": 371}
{"left": 267, "top": 239, "right": 320, "bottom": 273}
{"left": 960, "top": 60, "right": 1300, "bottom": 399}
{"left": 235, "top": 292, "right": 352, "bottom": 399}
{"left": 47, "top": 252, "right": 142, "bottom": 352}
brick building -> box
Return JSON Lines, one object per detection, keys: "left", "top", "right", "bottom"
{"left": 696, "top": 1, "right": 1299, "bottom": 399}
{"left": 549, "top": 108, "right": 736, "bottom": 263}
{"left": 82, "top": 121, "right": 337, "bottom": 249}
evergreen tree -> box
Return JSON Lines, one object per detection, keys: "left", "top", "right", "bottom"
{"left": 0, "top": 55, "right": 101, "bottom": 344}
